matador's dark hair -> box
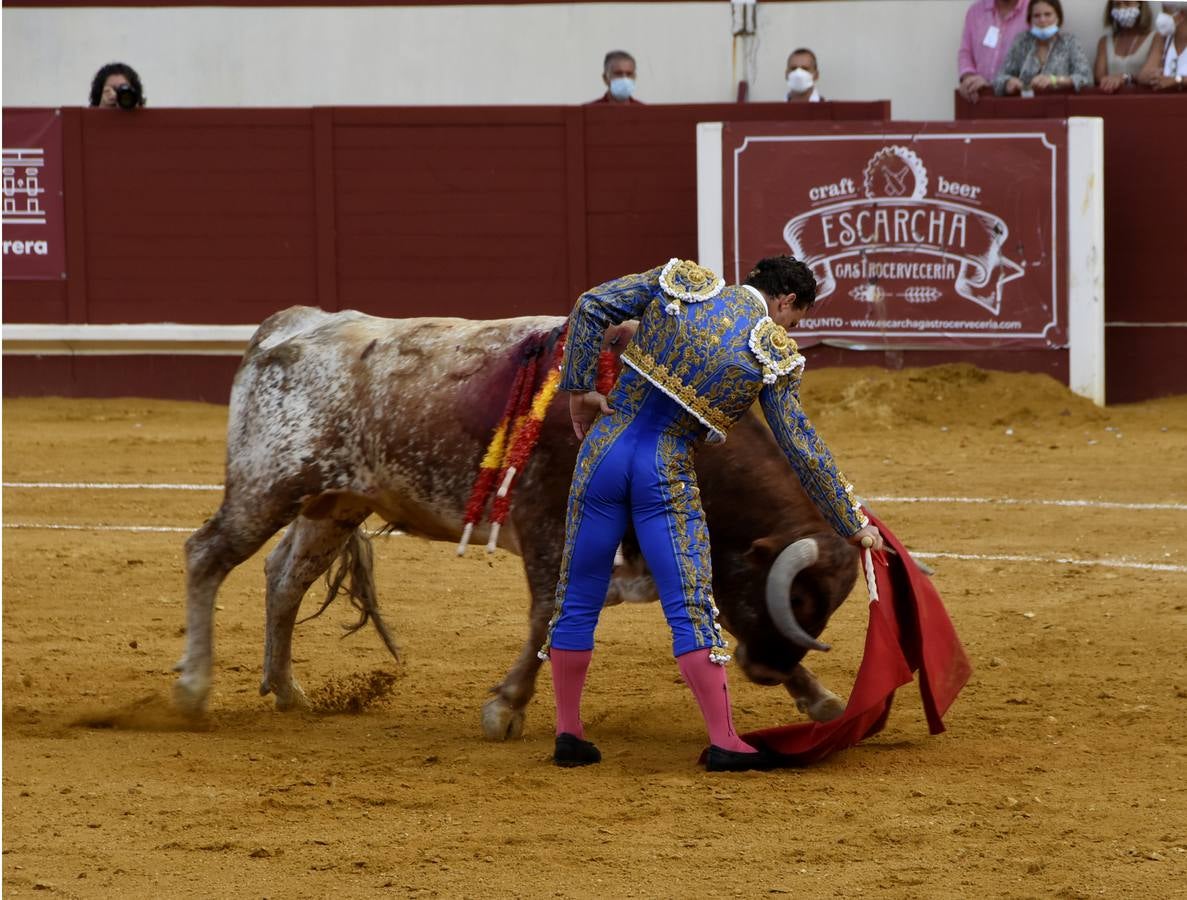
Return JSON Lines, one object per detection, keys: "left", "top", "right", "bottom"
{"left": 744, "top": 255, "right": 817, "bottom": 309}
{"left": 88, "top": 62, "right": 145, "bottom": 107}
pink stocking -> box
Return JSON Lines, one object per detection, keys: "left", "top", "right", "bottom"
{"left": 677, "top": 648, "right": 754, "bottom": 753}
{"left": 550, "top": 648, "right": 592, "bottom": 738}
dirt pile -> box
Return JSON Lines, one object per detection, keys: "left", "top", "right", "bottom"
{"left": 804, "top": 363, "right": 1112, "bottom": 430}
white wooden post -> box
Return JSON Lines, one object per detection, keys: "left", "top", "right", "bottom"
{"left": 696, "top": 122, "right": 724, "bottom": 276}
{"left": 1067, "top": 116, "right": 1106, "bottom": 405}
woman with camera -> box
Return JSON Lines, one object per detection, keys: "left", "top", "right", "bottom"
{"left": 89, "top": 63, "right": 145, "bottom": 109}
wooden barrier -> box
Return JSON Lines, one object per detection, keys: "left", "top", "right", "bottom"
{"left": 954, "top": 90, "right": 1187, "bottom": 403}
{"left": 7, "top": 96, "right": 1180, "bottom": 404}
{"left": 2, "top": 102, "right": 889, "bottom": 400}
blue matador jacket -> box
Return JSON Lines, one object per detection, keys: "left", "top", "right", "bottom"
{"left": 558, "top": 258, "right": 868, "bottom": 537}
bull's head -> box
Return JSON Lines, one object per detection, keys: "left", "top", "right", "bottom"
{"left": 764, "top": 538, "right": 831, "bottom": 651}
{"left": 744, "top": 533, "right": 857, "bottom": 655}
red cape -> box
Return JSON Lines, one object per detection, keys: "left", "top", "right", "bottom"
{"left": 744, "top": 510, "right": 972, "bottom": 766}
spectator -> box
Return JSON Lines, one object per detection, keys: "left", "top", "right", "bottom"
{"left": 994, "top": 0, "right": 1093, "bottom": 95}
{"left": 1138, "top": 1, "right": 1187, "bottom": 89}
{"left": 785, "top": 48, "right": 822, "bottom": 102}
{"left": 89, "top": 62, "right": 145, "bottom": 109}
{"left": 958, "top": 0, "right": 1029, "bottom": 103}
{"left": 1094, "top": 1, "right": 1154, "bottom": 92}
{"left": 589, "top": 50, "right": 643, "bottom": 105}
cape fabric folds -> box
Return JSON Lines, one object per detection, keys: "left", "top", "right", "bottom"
{"left": 744, "top": 510, "right": 972, "bottom": 766}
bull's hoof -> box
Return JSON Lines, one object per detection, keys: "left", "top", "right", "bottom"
{"left": 274, "top": 681, "right": 311, "bottom": 712}
{"left": 796, "top": 691, "right": 846, "bottom": 722}
{"left": 172, "top": 675, "right": 210, "bottom": 716}
{"left": 481, "top": 696, "right": 525, "bottom": 741}
{"left": 262, "top": 676, "right": 311, "bottom": 712}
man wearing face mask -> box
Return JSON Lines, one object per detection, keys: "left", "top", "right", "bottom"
{"left": 785, "top": 48, "right": 822, "bottom": 102}
{"left": 589, "top": 50, "right": 644, "bottom": 105}
{"left": 1138, "top": 1, "right": 1187, "bottom": 89}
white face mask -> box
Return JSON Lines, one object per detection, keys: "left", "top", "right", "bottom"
{"left": 608, "top": 76, "right": 635, "bottom": 101}
{"left": 1111, "top": 6, "right": 1140, "bottom": 28}
{"left": 786, "top": 68, "right": 814, "bottom": 94}
{"left": 1159, "top": 3, "right": 1184, "bottom": 35}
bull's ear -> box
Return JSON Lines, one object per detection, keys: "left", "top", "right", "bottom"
{"left": 744, "top": 536, "right": 782, "bottom": 567}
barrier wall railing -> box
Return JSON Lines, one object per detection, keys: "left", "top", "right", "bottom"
{"left": 5, "top": 96, "right": 1180, "bottom": 403}
{"left": 2, "top": 101, "right": 889, "bottom": 401}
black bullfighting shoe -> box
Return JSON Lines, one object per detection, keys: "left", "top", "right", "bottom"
{"left": 554, "top": 732, "right": 602, "bottom": 767}
{"left": 704, "top": 745, "right": 781, "bottom": 772}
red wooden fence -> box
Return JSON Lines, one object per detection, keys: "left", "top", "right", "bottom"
{"left": 3, "top": 101, "right": 889, "bottom": 400}
{"left": 11, "top": 97, "right": 1181, "bottom": 404}
{"left": 954, "top": 90, "right": 1187, "bottom": 404}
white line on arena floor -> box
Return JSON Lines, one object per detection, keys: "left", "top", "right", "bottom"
{"left": 4, "top": 522, "right": 193, "bottom": 533}
{"left": 3, "top": 481, "right": 221, "bottom": 491}
{"left": 4, "top": 482, "right": 1186, "bottom": 512}
{"left": 4, "top": 522, "right": 1184, "bottom": 574}
{"left": 910, "top": 551, "right": 1186, "bottom": 574}
{"left": 864, "top": 495, "right": 1187, "bottom": 511}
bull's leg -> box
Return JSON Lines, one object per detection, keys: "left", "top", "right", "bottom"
{"left": 785, "top": 663, "right": 846, "bottom": 722}
{"left": 175, "top": 507, "right": 282, "bottom": 714}
{"left": 259, "top": 514, "right": 366, "bottom": 711}
{"left": 481, "top": 542, "right": 560, "bottom": 741}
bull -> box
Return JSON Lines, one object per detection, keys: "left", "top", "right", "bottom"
{"left": 174, "top": 307, "right": 860, "bottom": 737}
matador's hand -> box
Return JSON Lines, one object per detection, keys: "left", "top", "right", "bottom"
{"left": 850, "top": 524, "right": 884, "bottom": 553}
{"left": 569, "top": 391, "right": 613, "bottom": 441}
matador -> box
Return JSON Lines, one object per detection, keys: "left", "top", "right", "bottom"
{"left": 540, "top": 256, "right": 883, "bottom": 771}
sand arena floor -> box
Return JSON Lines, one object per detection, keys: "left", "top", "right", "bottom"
{"left": 3, "top": 365, "right": 1186, "bottom": 898}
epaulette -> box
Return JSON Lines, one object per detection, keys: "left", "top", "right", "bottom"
{"left": 658, "top": 258, "right": 725, "bottom": 315}
{"left": 748, "top": 318, "right": 805, "bottom": 384}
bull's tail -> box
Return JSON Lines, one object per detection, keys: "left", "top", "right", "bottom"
{"left": 297, "top": 528, "right": 400, "bottom": 660}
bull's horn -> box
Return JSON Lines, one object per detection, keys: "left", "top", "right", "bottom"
{"left": 765, "top": 538, "right": 830, "bottom": 652}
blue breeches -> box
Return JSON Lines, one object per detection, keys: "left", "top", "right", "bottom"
{"left": 543, "top": 369, "right": 727, "bottom": 660}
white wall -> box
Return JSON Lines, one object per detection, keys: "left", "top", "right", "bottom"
{"left": 3, "top": 0, "right": 1111, "bottom": 120}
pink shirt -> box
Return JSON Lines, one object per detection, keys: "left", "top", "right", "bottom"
{"left": 958, "top": 0, "right": 1030, "bottom": 81}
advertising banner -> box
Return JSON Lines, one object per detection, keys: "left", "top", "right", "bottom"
{"left": 723, "top": 123, "right": 1067, "bottom": 350}
{"left": 2, "top": 108, "right": 67, "bottom": 281}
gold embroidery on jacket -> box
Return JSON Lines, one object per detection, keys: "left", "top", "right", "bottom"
{"left": 658, "top": 259, "right": 725, "bottom": 302}
{"left": 621, "top": 345, "right": 734, "bottom": 437}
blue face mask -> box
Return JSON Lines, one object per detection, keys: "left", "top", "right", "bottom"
{"left": 1030, "top": 24, "right": 1059, "bottom": 39}
{"left": 609, "top": 77, "right": 635, "bottom": 101}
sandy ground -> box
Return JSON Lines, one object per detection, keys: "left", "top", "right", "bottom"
{"left": 3, "top": 365, "right": 1186, "bottom": 899}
